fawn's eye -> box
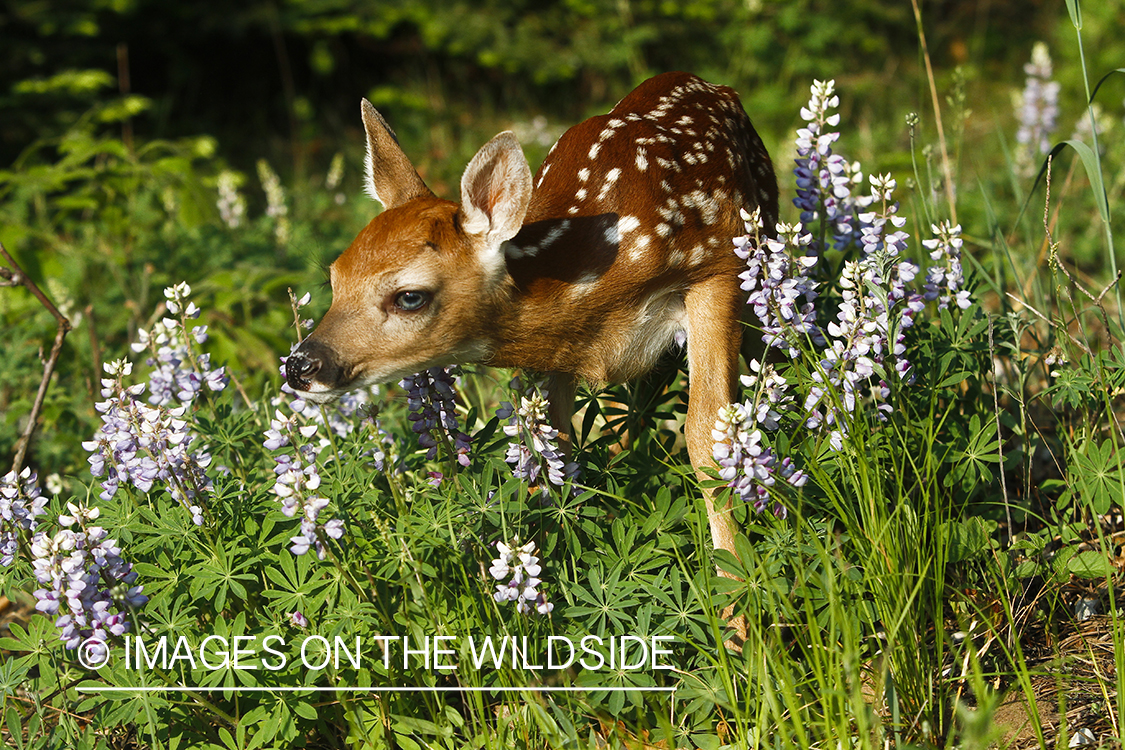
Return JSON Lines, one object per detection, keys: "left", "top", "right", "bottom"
{"left": 394, "top": 290, "right": 431, "bottom": 312}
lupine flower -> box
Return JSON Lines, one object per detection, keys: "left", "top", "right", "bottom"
{"left": 740, "top": 359, "right": 794, "bottom": 432}
{"left": 922, "top": 221, "right": 971, "bottom": 310}
{"left": 0, "top": 468, "right": 48, "bottom": 567}
{"left": 711, "top": 404, "right": 805, "bottom": 519}
{"left": 216, "top": 170, "right": 246, "bottom": 229}
{"left": 735, "top": 168, "right": 932, "bottom": 454}
{"left": 287, "top": 289, "right": 315, "bottom": 334}
{"left": 30, "top": 504, "right": 146, "bottom": 653}
{"left": 257, "top": 159, "right": 290, "bottom": 245}
{"left": 1014, "top": 42, "right": 1060, "bottom": 175}
{"left": 402, "top": 367, "right": 471, "bottom": 468}
{"left": 489, "top": 540, "right": 553, "bottom": 615}
{"left": 793, "top": 79, "right": 871, "bottom": 253}
{"left": 264, "top": 416, "right": 344, "bottom": 560}
{"left": 736, "top": 209, "right": 822, "bottom": 357}
{"left": 803, "top": 175, "right": 924, "bottom": 444}
{"left": 132, "top": 282, "right": 228, "bottom": 408}
{"left": 498, "top": 377, "right": 579, "bottom": 496}
{"left": 729, "top": 78, "right": 974, "bottom": 495}
{"left": 82, "top": 359, "right": 214, "bottom": 522}
{"left": 855, "top": 173, "right": 925, "bottom": 375}
{"left": 289, "top": 610, "right": 308, "bottom": 628}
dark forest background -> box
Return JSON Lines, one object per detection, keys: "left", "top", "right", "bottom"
{"left": 1, "top": 0, "right": 1064, "bottom": 184}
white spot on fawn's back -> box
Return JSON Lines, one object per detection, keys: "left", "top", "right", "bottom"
{"left": 607, "top": 215, "right": 640, "bottom": 246}
{"left": 618, "top": 215, "right": 640, "bottom": 234}
{"left": 598, "top": 168, "right": 621, "bottom": 200}
{"left": 628, "top": 234, "right": 652, "bottom": 263}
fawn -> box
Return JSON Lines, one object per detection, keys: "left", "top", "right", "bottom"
{"left": 286, "top": 72, "right": 779, "bottom": 562}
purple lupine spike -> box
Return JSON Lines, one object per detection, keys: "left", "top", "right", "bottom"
{"left": 402, "top": 367, "right": 472, "bottom": 468}
{"left": 922, "top": 221, "right": 971, "bottom": 311}
{"left": 83, "top": 358, "right": 214, "bottom": 521}
{"left": 498, "top": 378, "right": 579, "bottom": 496}
{"left": 30, "top": 501, "right": 147, "bottom": 653}
{"left": 489, "top": 540, "right": 553, "bottom": 615}
{"left": 711, "top": 403, "right": 804, "bottom": 519}
{"left": 1015, "top": 42, "right": 1060, "bottom": 175}
{"left": 0, "top": 467, "right": 48, "bottom": 567}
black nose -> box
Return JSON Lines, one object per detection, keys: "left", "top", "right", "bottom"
{"left": 285, "top": 338, "right": 343, "bottom": 392}
{"left": 285, "top": 351, "right": 321, "bottom": 390}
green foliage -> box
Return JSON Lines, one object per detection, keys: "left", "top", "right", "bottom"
{"left": 0, "top": 329, "right": 732, "bottom": 745}
{"left": 0, "top": 81, "right": 372, "bottom": 477}
{"left": 2, "top": 0, "right": 1125, "bottom": 746}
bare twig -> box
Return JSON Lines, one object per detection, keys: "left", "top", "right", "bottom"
{"left": 84, "top": 303, "right": 102, "bottom": 404}
{"left": 1095, "top": 271, "right": 1122, "bottom": 304}
{"left": 0, "top": 241, "right": 72, "bottom": 474}
{"left": 225, "top": 367, "right": 256, "bottom": 412}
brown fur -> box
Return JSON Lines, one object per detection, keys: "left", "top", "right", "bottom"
{"left": 286, "top": 72, "right": 779, "bottom": 570}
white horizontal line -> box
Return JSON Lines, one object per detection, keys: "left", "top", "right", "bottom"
{"left": 78, "top": 686, "right": 676, "bottom": 693}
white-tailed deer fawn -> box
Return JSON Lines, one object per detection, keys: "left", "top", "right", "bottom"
{"left": 286, "top": 72, "right": 779, "bottom": 562}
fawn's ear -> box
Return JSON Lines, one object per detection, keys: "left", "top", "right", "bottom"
{"left": 361, "top": 99, "right": 433, "bottom": 209}
{"left": 458, "top": 132, "right": 533, "bottom": 274}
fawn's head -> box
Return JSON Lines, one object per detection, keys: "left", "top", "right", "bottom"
{"left": 285, "top": 101, "right": 532, "bottom": 402}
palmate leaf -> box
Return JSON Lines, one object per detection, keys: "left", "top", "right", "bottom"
{"left": 0, "top": 616, "right": 59, "bottom": 688}
{"left": 646, "top": 568, "right": 712, "bottom": 644}
{"left": 189, "top": 545, "right": 258, "bottom": 612}
{"left": 1070, "top": 439, "right": 1125, "bottom": 515}
{"left": 1046, "top": 362, "right": 1097, "bottom": 410}
{"left": 564, "top": 563, "right": 641, "bottom": 635}
{"left": 943, "top": 413, "right": 1001, "bottom": 491}
{"left": 263, "top": 546, "right": 331, "bottom": 615}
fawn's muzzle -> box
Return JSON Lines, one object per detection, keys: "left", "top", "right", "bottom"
{"left": 285, "top": 338, "right": 343, "bottom": 393}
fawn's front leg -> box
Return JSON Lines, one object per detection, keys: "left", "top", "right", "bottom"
{"left": 546, "top": 371, "right": 579, "bottom": 457}
{"left": 683, "top": 275, "right": 745, "bottom": 560}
